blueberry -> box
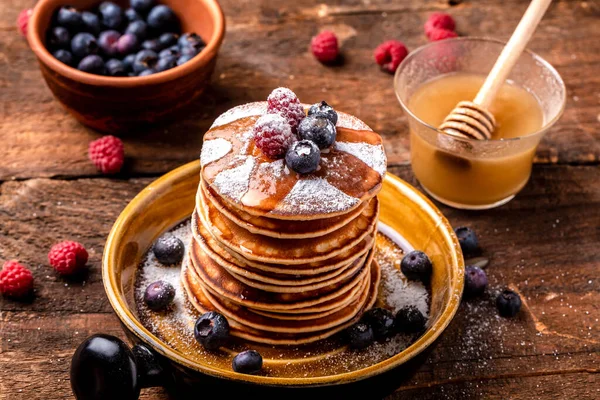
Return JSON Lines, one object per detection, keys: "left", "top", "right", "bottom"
{"left": 141, "top": 39, "right": 162, "bottom": 52}
{"left": 308, "top": 101, "right": 338, "bottom": 125}
{"left": 106, "top": 58, "right": 127, "bottom": 76}
{"left": 117, "top": 33, "right": 139, "bottom": 56}
{"left": 464, "top": 266, "right": 488, "bottom": 297}
{"left": 152, "top": 234, "right": 184, "bottom": 265}
{"left": 125, "top": 20, "right": 148, "bottom": 41}
{"left": 159, "top": 47, "right": 179, "bottom": 59}
{"left": 178, "top": 32, "right": 204, "bottom": 48}
{"left": 455, "top": 227, "right": 480, "bottom": 256}
{"left": 71, "top": 33, "right": 99, "bottom": 58}
{"left": 125, "top": 8, "right": 142, "bottom": 22}
{"left": 143, "top": 280, "right": 175, "bottom": 311}
{"left": 99, "top": 1, "right": 124, "bottom": 30}
{"left": 77, "top": 55, "right": 105, "bottom": 75}
{"left": 362, "top": 308, "right": 395, "bottom": 340}
{"left": 56, "top": 6, "right": 83, "bottom": 31}
{"left": 395, "top": 306, "right": 427, "bottom": 333}
{"left": 346, "top": 321, "right": 374, "bottom": 349}
{"left": 131, "top": 0, "right": 156, "bottom": 14}
{"left": 154, "top": 55, "right": 177, "bottom": 72}
{"left": 158, "top": 32, "right": 179, "bottom": 48}
{"left": 232, "top": 350, "right": 263, "bottom": 374}
{"left": 122, "top": 53, "right": 136, "bottom": 71}
{"left": 496, "top": 289, "right": 521, "bottom": 318}
{"left": 98, "top": 30, "right": 121, "bottom": 57}
{"left": 176, "top": 54, "right": 194, "bottom": 66}
{"left": 194, "top": 311, "right": 230, "bottom": 351}
{"left": 297, "top": 115, "right": 336, "bottom": 149}
{"left": 47, "top": 26, "right": 70, "bottom": 50}
{"left": 285, "top": 140, "right": 320, "bottom": 174}
{"left": 400, "top": 250, "right": 432, "bottom": 282}
{"left": 138, "top": 69, "right": 154, "bottom": 76}
{"left": 53, "top": 49, "right": 73, "bottom": 66}
{"left": 81, "top": 11, "right": 102, "bottom": 35}
{"left": 146, "top": 5, "right": 179, "bottom": 32}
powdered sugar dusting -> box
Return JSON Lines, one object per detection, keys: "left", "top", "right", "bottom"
{"left": 258, "top": 159, "right": 285, "bottom": 179}
{"left": 274, "top": 178, "right": 360, "bottom": 215}
{"left": 200, "top": 138, "right": 232, "bottom": 167}
{"left": 335, "top": 141, "right": 387, "bottom": 177}
{"left": 211, "top": 102, "right": 267, "bottom": 128}
{"left": 212, "top": 157, "right": 255, "bottom": 202}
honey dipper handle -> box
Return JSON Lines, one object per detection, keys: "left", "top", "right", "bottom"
{"left": 474, "top": 0, "right": 553, "bottom": 109}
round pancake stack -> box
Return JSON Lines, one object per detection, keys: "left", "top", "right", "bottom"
{"left": 183, "top": 101, "right": 387, "bottom": 345}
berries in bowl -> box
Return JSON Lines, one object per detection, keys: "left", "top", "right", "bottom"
{"left": 27, "top": 0, "right": 224, "bottom": 134}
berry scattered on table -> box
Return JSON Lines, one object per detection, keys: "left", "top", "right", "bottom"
{"left": 48, "top": 241, "right": 89, "bottom": 275}
{"left": 286, "top": 140, "right": 321, "bottom": 175}
{"left": 88, "top": 135, "right": 125, "bottom": 174}
{"left": 395, "top": 305, "right": 427, "bottom": 333}
{"left": 308, "top": 100, "right": 338, "bottom": 125}
{"left": 194, "top": 311, "right": 230, "bottom": 351}
{"left": 152, "top": 235, "right": 185, "bottom": 265}
{"left": 232, "top": 350, "right": 263, "bottom": 374}
{"left": 17, "top": 8, "right": 33, "bottom": 37}
{"left": 347, "top": 321, "right": 374, "bottom": 349}
{"left": 0, "top": 261, "right": 34, "bottom": 298}
{"left": 464, "top": 265, "right": 488, "bottom": 297}
{"left": 362, "top": 307, "right": 396, "bottom": 340}
{"left": 297, "top": 114, "right": 336, "bottom": 149}
{"left": 428, "top": 28, "right": 458, "bottom": 42}
{"left": 311, "top": 30, "right": 339, "bottom": 63}
{"left": 266, "top": 87, "right": 305, "bottom": 133}
{"left": 424, "top": 12, "right": 456, "bottom": 38}
{"left": 78, "top": 54, "right": 106, "bottom": 74}
{"left": 374, "top": 40, "right": 409, "bottom": 74}
{"left": 496, "top": 289, "right": 522, "bottom": 318}
{"left": 454, "top": 226, "right": 480, "bottom": 256}
{"left": 143, "top": 280, "right": 175, "bottom": 311}
{"left": 253, "top": 114, "right": 295, "bottom": 159}
{"left": 400, "top": 250, "right": 432, "bottom": 282}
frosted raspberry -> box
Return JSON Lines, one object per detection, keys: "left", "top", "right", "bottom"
{"left": 48, "top": 241, "right": 89, "bottom": 275}
{"left": 428, "top": 28, "right": 458, "bottom": 42}
{"left": 88, "top": 135, "right": 125, "bottom": 175}
{"left": 0, "top": 261, "right": 34, "bottom": 298}
{"left": 253, "top": 114, "right": 295, "bottom": 159}
{"left": 17, "top": 9, "right": 33, "bottom": 37}
{"left": 425, "top": 12, "right": 456, "bottom": 38}
{"left": 374, "top": 40, "right": 409, "bottom": 74}
{"left": 311, "top": 31, "right": 339, "bottom": 63}
{"left": 266, "top": 87, "right": 305, "bottom": 133}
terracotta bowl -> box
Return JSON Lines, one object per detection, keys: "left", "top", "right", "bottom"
{"left": 70, "top": 161, "right": 464, "bottom": 399}
{"left": 27, "top": 0, "right": 225, "bottom": 134}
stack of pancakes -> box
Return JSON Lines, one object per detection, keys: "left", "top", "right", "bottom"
{"left": 183, "top": 102, "right": 387, "bottom": 345}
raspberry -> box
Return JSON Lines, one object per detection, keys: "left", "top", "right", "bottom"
{"left": 428, "top": 28, "right": 458, "bottom": 42}
{"left": 311, "top": 31, "right": 339, "bottom": 63}
{"left": 0, "top": 261, "right": 34, "bottom": 298}
{"left": 48, "top": 241, "right": 89, "bottom": 275}
{"left": 17, "top": 9, "right": 33, "bottom": 37}
{"left": 374, "top": 40, "right": 409, "bottom": 74}
{"left": 424, "top": 12, "right": 456, "bottom": 38}
{"left": 88, "top": 135, "right": 125, "bottom": 174}
{"left": 253, "top": 114, "right": 295, "bottom": 159}
{"left": 266, "top": 87, "right": 305, "bottom": 133}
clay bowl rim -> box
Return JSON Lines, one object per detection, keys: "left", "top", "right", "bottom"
{"left": 27, "top": 0, "right": 225, "bottom": 88}
{"left": 103, "top": 160, "right": 464, "bottom": 387}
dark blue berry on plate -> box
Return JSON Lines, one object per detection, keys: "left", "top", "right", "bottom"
{"left": 141, "top": 38, "right": 162, "bottom": 52}
{"left": 176, "top": 54, "right": 194, "bottom": 66}
{"left": 47, "top": 26, "right": 70, "bottom": 50}
{"left": 285, "top": 140, "right": 320, "bottom": 174}
{"left": 125, "top": 20, "right": 148, "bottom": 41}
{"left": 178, "top": 32, "right": 204, "bottom": 48}
{"left": 106, "top": 58, "right": 127, "bottom": 76}
{"left": 232, "top": 350, "right": 263, "bottom": 374}
{"left": 77, "top": 54, "right": 105, "bottom": 75}
{"left": 117, "top": 33, "right": 139, "bottom": 56}
{"left": 159, "top": 47, "right": 179, "bottom": 59}
{"left": 81, "top": 11, "right": 102, "bottom": 34}
{"left": 56, "top": 6, "right": 83, "bottom": 31}
{"left": 363, "top": 307, "right": 395, "bottom": 340}
{"left": 152, "top": 234, "right": 184, "bottom": 265}
{"left": 71, "top": 33, "right": 99, "bottom": 58}
{"left": 395, "top": 306, "right": 427, "bottom": 333}
{"left": 125, "top": 8, "right": 142, "bottom": 22}
{"left": 297, "top": 114, "right": 336, "bottom": 149}
{"left": 155, "top": 55, "right": 177, "bottom": 72}
{"left": 464, "top": 266, "right": 488, "bottom": 297}
{"left": 138, "top": 69, "right": 154, "bottom": 76}
{"left": 122, "top": 53, "right": 136, "bottom": 71}
{"left": 53, "top": 49, "right": 73, "bottom": 66}
{"left": 147, "top": 5, "right": 178, "bottom": 31}
{"left": 99, "top": 1, "right": 124, "bottom": 30}
{"left": 131, "top": 0, "right": 156, "bottom": 14}
{"left": 308, "top": 100, "right": 338, "bottom": 125}
{"left": 400, "top": 250, "right": 432, "bottom": 282}
{"left": 143, "top": 280, "right": 175, "bottom": 311}
{"left": 98, "top": 30, "right": 121, "bottom": 57}
{"left": 496, "top": 289, "right": 521, "bottom": 318}
{"left": 194, "top": 311, "right": 230, "bottom": 351}
{"left": 455, "top": 226, "right": 480, "bottom": 256}
{"left": 347, "top": 321, "right": 374, "bottom": 349}
{"left": 158, "top": 32, "right": 179, "bottom": 48}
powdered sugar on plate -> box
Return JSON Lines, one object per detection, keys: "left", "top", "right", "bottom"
{"left": 212, "top": 156, "right": 255, "bottom": 202}
{"left": 200, "top": 138, "right": 232, "bottom": 167}
{"left": 273, "top": 177, "right": 360, "bottom": 215}
{"left": 335, "top": 141, "right": 387, "bottom": 177}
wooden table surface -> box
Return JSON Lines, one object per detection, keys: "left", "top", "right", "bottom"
{"left": 1, "top": 0, "right": 599, "bottom": 398}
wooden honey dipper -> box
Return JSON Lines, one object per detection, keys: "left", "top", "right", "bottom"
{"left": 439, "top": 0, "right": 553, "bottom": 140}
